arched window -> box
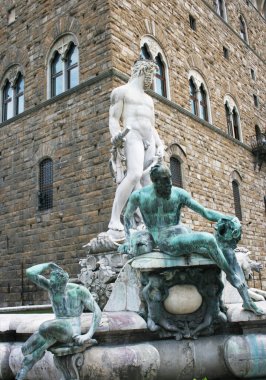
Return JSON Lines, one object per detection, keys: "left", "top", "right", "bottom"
{"left": 199, "top": 84, "right": 208, "bottom": 122}
{"left": 66, "top": 43, "right": 78, "bottom": 90}
{"left": 47, "top": 34, "right": 79, "bottom": 99}
{"left": 189, "top": 78, "right": 197, "bottom": 115}
{"left": 170, "top": 157, "right": 183, "bottom": 188}
{"left": 15, "top": 73, "right": 24, "bottom": 115}
{"left": 2, "top": 80, "right": 13, "bottom": 122}
{"left": 232, "top": 180, "right": 242, "bottom": 220}
{"left": 1, "top": 67, "right": 25, "bottom": 122}
{"left": 51, "top": 52, "right": 63, "bottom": 97}
{"left": 224, "top": 96, "right": 242, "bottom": 141}
{"left": 38, "top": 158, "right": 53, "bottom": 211}
{"left": 155, "top": 54, "right": 166, "bottom": 97}
{"left": 140, "top": 36, "right": 170, "bottom": 99}
{"left": 239, "top": 15, "right": 248, "bottom": 43}
{"left": 188, "top": 70, "right": 211, "bottom": 122}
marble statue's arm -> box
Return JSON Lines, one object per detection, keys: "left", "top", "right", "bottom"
{"left": 186, "top": 196, "right": 232, "bottom": 222}
{"left": 73, "top": 287, "right": 102, "bottom": 345}
{"left": 109, "top": 88, "right": 124, "bottom": 140}
{"left": 26, "top": 262, "right": 60, "bottom": 290}
{"left": 124, "top": 191, "right": 140, "bottom": 240}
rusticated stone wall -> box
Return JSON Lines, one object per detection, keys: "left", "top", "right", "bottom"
{"left": 0, "top": 0, "right": 265, "bottom": 306}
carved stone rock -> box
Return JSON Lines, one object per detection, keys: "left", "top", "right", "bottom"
{"left": 79, "top": 252, "right": 128, "bottom": 309}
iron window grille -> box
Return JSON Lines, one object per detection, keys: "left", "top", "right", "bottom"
{"left": 38, "top": 158, "right": 53, "bottom": 211}
{"left": 232, "top": 180, "right": 242, "bottom": 220}
{"left": 170, "top": 157, "right": 183, "bottom": 188}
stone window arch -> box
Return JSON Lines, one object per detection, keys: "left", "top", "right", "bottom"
{"left": 188, "top": 70, "right": 212, "bottom": 123}
{"left": 224, "top": 95, "right": 242, "bottom": 141}
{"left": 214, "top": 0, "right": 227, "bottom": 21}
{"left": 140, "top": 36, "right": 170, "bottom": 99}
{"left": 1, "top": 65, "right": 24, "bottom": 122}
{"left": 38, "top": 158, "right": 53, "bottom": 211}
{"left": 47, "top": 34, "right": 79, "bottom": 99}
{"left": 239, "top": 15, "right": 248, "bottom": 43}
{"left": 230, "top": 171, "right": 243, "bottom": 221}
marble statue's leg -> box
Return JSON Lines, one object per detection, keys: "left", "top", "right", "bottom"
{"left": 108, "top": 136, "right": 145, "bottom": 234}
{"left": 140, "top": 137, "right": 156, "bottom": 187}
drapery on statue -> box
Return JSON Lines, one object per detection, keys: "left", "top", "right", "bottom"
{"left": 121, "top": 164, "right": 264, "bottom": 316}
{"left": 107, "top": 58, "right": 165, "bottom": 241}
{"left": 16, "top": 263, "right": 102, "bottom": 380}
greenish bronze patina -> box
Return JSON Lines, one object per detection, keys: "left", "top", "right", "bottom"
{"left": 121, "top": 164, "right": 264, "bottom": 316}
{"left": 16, "top": 263, "right": 102, "bottom": 380}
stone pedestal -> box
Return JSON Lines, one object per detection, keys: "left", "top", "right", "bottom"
{"left": 3, "top": 308, "right": 266, "bottom": 380}
{"left": 132, "top": 252, "right": 226, "bottom": 339}
{"left": 49, "top": 340, "right": 97, "bottom": 380}
{"left": 106, "top": 251, "right": 227, "bottom": 339}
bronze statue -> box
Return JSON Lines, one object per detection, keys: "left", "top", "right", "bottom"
{"left": 16, "top": 263, "right": 102, "bottom": 380}
{"left": 121, "top": 164, "right": 264, "bottom": 316}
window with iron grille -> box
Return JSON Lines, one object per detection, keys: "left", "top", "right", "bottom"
{"left": 170, "top": 157, "right": 183, "bottom": 188}
{"left": 39, "top": 158, "right": 53, "bottom": 211}
{"left": 232, "top": 180, "right": 242, "bottom": 220}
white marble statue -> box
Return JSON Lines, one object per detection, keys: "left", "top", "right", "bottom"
{"left": 107, "top": 59, "right": 165, "bottom": 240}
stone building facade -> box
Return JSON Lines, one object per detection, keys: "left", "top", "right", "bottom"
{"left": 0, "top": 0, "right": 265, "bottom": 306}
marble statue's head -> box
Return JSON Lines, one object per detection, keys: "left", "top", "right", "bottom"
{"left": 131, "top": 59, "right": 158, "bottom": 89}
{"left": 150, "top": 164, "right": 172, "bottom": 199}
{"left": 50, "top": 268, "right": 69, "bottom": 291}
